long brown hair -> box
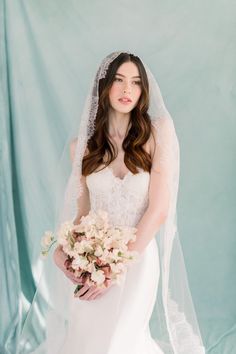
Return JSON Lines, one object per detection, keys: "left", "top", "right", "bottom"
{"left": 82, "top": 52, "right": 155, "bottom": 176}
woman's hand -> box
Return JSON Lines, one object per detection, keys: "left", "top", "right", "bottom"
{"left": 54, "top": 246, "right": 114, "bottom": 300}
{"left": 74, "top": 278, "right": 113, "bottom": 301}
{"left": 53, "top": 245, "right": 84, "bottom": 285}
{"left": 74, "top": 266, "right": 114, "bottom": 301}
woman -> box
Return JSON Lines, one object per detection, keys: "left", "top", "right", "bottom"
{"left": 54, "top": 55, "right": 168, "bottom": 299}
{"left": 20, "top": 51, "right": 205, "bottom": 353}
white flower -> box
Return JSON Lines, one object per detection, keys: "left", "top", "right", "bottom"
{"left": 94, "top": 245, "right": 104, "bottom": 257}
{"left": 85, "top": 227, "right": 97, "bottom": 239}
{"left": 121, "top": 227, "right": 137, "bottom": 243}
{"left": 57, "top": 220, "right": 74, "bottom": 245}
{"left": 71, "top": 255, "right": 89, "bottom": 270}
{"left": 95, "top": 210, "right": 109, "bottom": 230}
{"left": 58, "top": 221, "right": 74, "bottom": 235}
{"left": 74, "top": 240, "right": 94, "bottom": 254}
{"left": 99, "top": 249, "right": 110, "bottom": 263}
{"left": 127, "top": 250, "right": 140, "bottom": 264}
{"left": 57, "top": 233, "right": 68, "bottom": 246}
{"left": 110, "top": 262, "right": 126, "bottom": 274}
{"left": 40, "top": 250, "right": 48, "bottom": 259}
{"left": 111, "top": 239, "right": 126, "bottom": 250}
{"left": 62, "top": 242, "right": 74, "bottom": 255}
{"left": 109, "top": 249, "right": 122, "bottom": 262}
{"left": 41, "top": 231, "right": 54, "bottom": 248}
{"left": 91, "top": 269, "right": 105, "bottom": 285}
{"left": 96, "top": 230, "right": 106, "bottom": 240}
{"left": 67, "top": 249, "right": 77, "bottom": 258}
{"left": 110, "top": 228, "right": 122, "bottom": 240}
{"left": 103, "top": 237, "right": 113, "bottom": 249}
{"left": 87, "top": 262, "right": 96, "bottom": 273}
{"left": 81, "top": 211, "right": 97, "bottom": 226}
{"left": 73, "top": 223, "right": 86, "bottom": 233}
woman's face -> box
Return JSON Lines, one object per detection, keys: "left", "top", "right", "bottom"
{"left": 108, "top": 61, "right": 142, "bottom": 114}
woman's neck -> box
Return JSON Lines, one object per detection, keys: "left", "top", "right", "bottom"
{"left": 108, "top": 109, "right": 131, "bottom": 139}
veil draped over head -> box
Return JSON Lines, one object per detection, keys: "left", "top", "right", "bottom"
{"left": 19, "top": 51, "right": 205, "bottom": 354}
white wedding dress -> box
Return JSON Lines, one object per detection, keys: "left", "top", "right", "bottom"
{"left": 55, "top": 165, "right": 164, "bottom": 354}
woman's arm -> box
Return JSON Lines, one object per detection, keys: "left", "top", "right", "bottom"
{"left": 69, "top": 138, "right": 91, "bottom": 225}
{"left": 128, "top": 118, "right": 175, "bottom": 254}
{"left": 53, "top": 138, "right": 90, "bottom": 282}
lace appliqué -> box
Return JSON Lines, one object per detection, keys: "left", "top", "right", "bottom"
{"left": 167, "top": 291, "right": 205, "bottom": 354}
{"left": 86, "top": 168, "right": 150, "bottom": 228}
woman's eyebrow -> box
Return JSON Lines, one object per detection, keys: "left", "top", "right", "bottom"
{"left": 115, "top": 73, "right": 141, "bottom": 79}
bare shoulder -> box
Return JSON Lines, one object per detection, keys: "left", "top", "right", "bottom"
{"left": 144, "top": 122, "right": 157, "bottom": 161}
{"left": 69, "top": 138, "right": 89, "bottom": 163}
{"left": 149, "top": 118, "right": 175, "bottom": 159}
{"left": 151, "top": 117, "right": 175, "bottom": 135}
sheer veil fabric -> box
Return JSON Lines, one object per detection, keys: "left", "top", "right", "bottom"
{"left": 19, "top": 51, "right": 206, "bottom": 354}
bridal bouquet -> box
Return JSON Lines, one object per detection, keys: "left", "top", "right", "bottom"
{"left": 41, "top": 209, "right": 139, "bottom": 295}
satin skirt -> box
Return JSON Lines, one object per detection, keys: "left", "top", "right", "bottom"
{"left": 56, "top": 238, "right": 163, "bottom": 354}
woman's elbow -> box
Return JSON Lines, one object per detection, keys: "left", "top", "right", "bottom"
{"left": 148, "top": 205, "right": 168, "bottom": 225}
{"left": 158, "top": 209, "right": 168, "bottom": 224}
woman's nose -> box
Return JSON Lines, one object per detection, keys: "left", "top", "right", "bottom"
{"left": 123, "top": 84, "right": 131, "bottom": 94}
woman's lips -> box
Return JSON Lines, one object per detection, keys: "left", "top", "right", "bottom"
{"left": 118, "top": 98, "right": 132, "bottom": 105}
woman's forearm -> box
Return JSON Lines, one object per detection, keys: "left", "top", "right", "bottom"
{"left": 128, "top": 206, "right": 167, "bottom": 254}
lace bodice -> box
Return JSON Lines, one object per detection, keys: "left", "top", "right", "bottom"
{"left": 86, "top": 166, "right": 150, "bottom": 227}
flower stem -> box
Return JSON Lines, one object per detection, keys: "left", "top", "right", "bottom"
{"left": 74, "top": 284, "right": 84, "bottom": 294}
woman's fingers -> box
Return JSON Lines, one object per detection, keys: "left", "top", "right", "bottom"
{"left": 81, "top": 285, "right": 100, "bottom": 300}
{"left": 88, "top": 282, "right": 114, "bottom": 301}
{"left": 53, "top": 247, "right": 81, "bottom": 285}
{"left": 65, "top": 271, "right": 84, "bottom": 284}
{"left": 74, "top": 280, "right": 114, "bottom": 301}
{"left": 53, "top": 246, "right": 67, "bottom": 268}
{"left": 93, "top": 291, "right": 105, "bottom": 300}
{"left": 74, "top": 284, "right": 90, "bottom": 298}
{"left": 87, "top": 288, "right": 103, "bottom": 300}
{"left": 74, "top": 284, "right": 101, "bottom": 300}
{"left": 91, "top": 286, "right": 110, "bottom": 300}
{"left": 104, "top": 278, "right": 112, "bottom": 288}
{"left": 75, "top": 284, "right": 98, "bottom": 299}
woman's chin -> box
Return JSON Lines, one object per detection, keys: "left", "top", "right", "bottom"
{"left": 112, "top": 106, "right": 134, "bottom": 114}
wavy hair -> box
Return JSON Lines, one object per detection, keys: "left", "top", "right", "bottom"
{"left": 82, "top": 52, "right": 155, "bottom": 176}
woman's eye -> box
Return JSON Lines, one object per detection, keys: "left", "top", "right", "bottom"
{"left": 114, "top": 78, "right": 141, "bottom": 85}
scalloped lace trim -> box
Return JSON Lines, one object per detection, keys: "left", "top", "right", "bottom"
{"left": 167, "top": 292, "right": 205, "bottom": 354}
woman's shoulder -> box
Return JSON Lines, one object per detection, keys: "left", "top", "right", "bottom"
{"left": 150, "top": 116, "right": 175, "bottom": 135}
{"left": 146, "top": 119, "right": 160, "bottom": 160}
{"left": 69, "top": 138, "right": 89, "bottom": 163}
{"left": 146, "top": 117, "right": 172, "bottom": 159}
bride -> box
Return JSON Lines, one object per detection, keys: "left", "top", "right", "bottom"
{"left": 54, "top": 54, "right": 167, "bottom": 300}
{"left": 19, "top": 51, "right": 205, "bottom": 354}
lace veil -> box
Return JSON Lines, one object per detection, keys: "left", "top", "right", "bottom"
{"left": 19, "top": 51, "right": 205, "bottom": 354}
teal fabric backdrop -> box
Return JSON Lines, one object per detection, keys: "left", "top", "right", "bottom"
{"left": 0, "top": 0, "right": 235, "bottom": 353}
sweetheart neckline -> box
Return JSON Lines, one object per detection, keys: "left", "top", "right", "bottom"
{"left": 106, "top": 165, "right": 133, "bottom": 182}
{"left": 93, "top": 165, "right": 149, "bottom": 182}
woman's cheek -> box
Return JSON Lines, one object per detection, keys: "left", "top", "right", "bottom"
{"left": 134, "top": 90, "right": 141, "bottom": 106}
{"left": 109, "top": 85, "right": 119, "bottom": 101}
